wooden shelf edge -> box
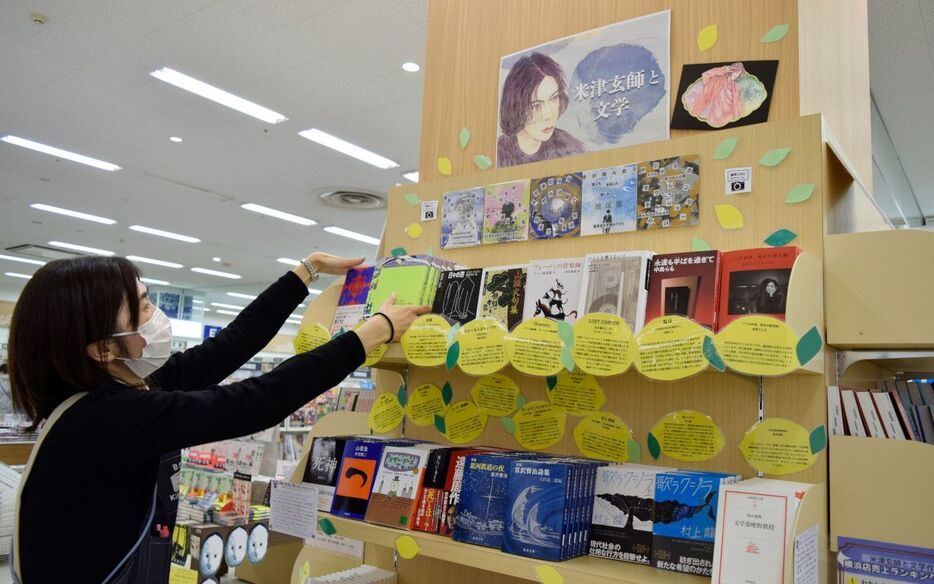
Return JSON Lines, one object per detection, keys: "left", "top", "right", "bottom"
{"left": 316, "top": 512, "right": 706, "bottom": 584}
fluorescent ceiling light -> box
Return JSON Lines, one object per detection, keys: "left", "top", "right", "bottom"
{"left": 214, "top": 309, "right": 240, "bottom": 316}
{"left": 30, "top": 203, "right": 117, "bottom": 225}
{"left": 211, "top": 302, "right": 245, "bottom": 310}
{"left": 126, "top": 255, "right": 183, "bottom": 269}
{"left": 169, "top": 318, "right": 202, "bottom": 339}
{"left": 203, "top": 307, "right": 211, "bottom": 312}
{"left": 150, "top": 67, "right": 288, "bottom": 124}
{"left": 191, "top": 267, "right": 241, "bottom": 279}
{"left": 308, "top": 288, "right": 322, "bottom": 295}
{"left": 323, "top": 226, "right": 380, "bottom": 246}
{"left": 5, "top": 272, "right": 32, "bottom": 280}
{"left": 192, "top": 299, "right": 204, "bottom": 304}
{"left": 403, "top": 171, "right": 419, "bottom": 183}
{"left": 0, "top": 254, "right": 45, "bottom": 266}
{"left": 48, "top": 241, "right": 114, "bottom": 256}
{"left": 140, "top": 277, "right": 170, "bottom": 286}
{"left": 129, "top": 225, "right": 200, "bottom": 243}
{"left": 402, "top": 62, "right": 420, "bottom": 72}
{"left": 227, "top": 292, "right": 257, "bottom": 300}
{"left": 212, "top": 257, "right": 222, "bottom": 262}
{"left": 1, "top": 135, "right": 121, "bottom": 171}
{"left": 298, "top": 128, "right": 399, "bottom": 169}
{"left": 169, "top": 136, "right": 183, "bottom": 143}
{"left": 240, "top": 203, "right": 316, "bottom": 226}
{"left": 277, "top": 257, "right": 299, "bottom": 266}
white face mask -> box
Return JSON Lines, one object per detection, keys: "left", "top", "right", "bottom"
{"left": 112, "top": 306, "right": 173, "bottom": 378}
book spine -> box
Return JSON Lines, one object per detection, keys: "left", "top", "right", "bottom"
{"left": 889, "top": 390, "right": 918, "bottom": 441}
{"left": 896, "top": 383, "right": 923, "bottom": 439}
{"left": 840, "top": 389, "right": 866, "bottom": 437}
{"left": 855, "top": 390, "right": 888, "bottom": 438}
{"left": 872, "top": 391, "right": 906, "bottom": 440}
{"left": 827, "top": 386, "right": 845, "bottom": 436}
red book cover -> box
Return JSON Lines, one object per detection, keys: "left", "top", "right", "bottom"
{"left": 412, "top": 447, "right": 458, "bottom": 533}
{"left": 716, "top": 246, "right": 801, "bottom": 331}
{"left": 644, "top": 250, "right": 721, "bottom": 330}
{"left": 439, "top": 448, "right": 497, "bottom": 537}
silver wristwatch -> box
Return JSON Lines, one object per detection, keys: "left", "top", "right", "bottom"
{"left": 299, "top": 258, "right": 320, "bottom": 283}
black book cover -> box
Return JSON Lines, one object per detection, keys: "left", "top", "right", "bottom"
{"left": 432, "top": 268, "right": 483, "bottom": 325}
{"left": 302, "top": 437, "right": 348, "bottom": 511}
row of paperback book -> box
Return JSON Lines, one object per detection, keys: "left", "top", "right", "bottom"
{"left": 301, "top": 436, "right": 812, "bottom": 578}
{"left": 828, "top": 382, "right": 934, "bottom": 443}
{"left": 329, "top": 246, "right": 801, "bottom": 338}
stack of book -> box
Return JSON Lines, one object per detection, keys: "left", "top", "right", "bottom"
{"left": 363, "top": 255, "right": 457, "bottom": 318}
{"left": 828, "top": 383, "right": 934, "bottom": 443}
{"left": 306, "top": 565, "right": 396, "bottom": 584}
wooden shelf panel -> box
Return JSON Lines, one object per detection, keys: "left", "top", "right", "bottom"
{"left": 317, "top": 512, "right": 705, "bottom": 584}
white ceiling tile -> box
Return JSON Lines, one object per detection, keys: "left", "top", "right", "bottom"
{"left": 224, "top": 0, "right": 349, "bottom": 31}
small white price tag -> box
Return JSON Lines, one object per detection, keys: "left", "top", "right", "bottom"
{"left": 420, "top": 200, "right": 439, "bottom": 221}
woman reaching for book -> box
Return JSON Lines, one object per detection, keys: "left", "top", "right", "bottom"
{"left": 8, "top": 252, "right": 427, "bottom": 584}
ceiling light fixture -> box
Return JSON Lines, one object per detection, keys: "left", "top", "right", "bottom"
{"left": 30, "top": 203, "right": 117, "bottom": 225}
{"left": 276, "top": 257, "right": 299, "bottom": 266}
{"left": 5, "top": 272, "right": 32, "bottom": 280}
{"left": 203, "top": 307, "right": 211, "bottom": 312}
{"left": 169, "top": 136, "right": 183, "bottom": 143}
{"left": 308, "top": 288, "right": 322, "bottom": 295}
{"left": 402, "top": 171, "right": 419, "bottom": 183}
{"left": 1, "top": 135, "right": 121, "bottom": 171}
{"left": 191, "top": 267, "right": 241, "bottom": 279}
{"left": 150, "top": 67, "right": 288, "bottom": 124}
{"left": 129, "top": 225, "right": 201, "bottom": 243}
{"left": 140, "top": 277, "right": 170, "bottom": 286}
{"left": 211, "top": 302, "right": 245, "bottom": 310}
{"left": 402, "top": 62, "right": 420, "bottom": 72}
{"left": 48, "top": 241, "right": 115, "bottom": 256}
{"left": 0, "top": 254, "right": 46, "bottom": 266}
{"left": 227, "top": 292, "right": 257, "bottom": 300}
{"left": 212, "top": 257, "right": 222, "bottom": 262}
{"left": 126, "top": 255, "right": 184, "bottom": 269}
{"left": 214, "top": 309, "right": 240, "bottom": 316}
{"left": 240, "top": 203, "right": 316, "bottom": 226}
{"left": 192, "top": 299, "right": 204, "bottom": 304}
{"left": 323, "top": 226, "right": 380, "bottom": 246}
{"left": 298, "top": 128, "right": 399, "bottom": 169}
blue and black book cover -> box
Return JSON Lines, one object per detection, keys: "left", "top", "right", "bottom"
{"left": 329, "top": 439, "right": 387, "bottom": 520}
{"left": 501, "top": 459, "right": 572, "bottom": 561}
{"left": 453, "top": 454, "right": 517, "bottom": 548}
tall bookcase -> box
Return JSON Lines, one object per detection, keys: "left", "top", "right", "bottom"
{"left": 238, "top": 2, "right": 919, "bottom": 583}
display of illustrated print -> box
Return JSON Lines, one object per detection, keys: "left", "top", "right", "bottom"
{"left": 635, "top": 156, "right": 700, "bottom": 230}
{"left": 199, "top": 533, "right": 224, "bottom": 577}
{"left": 581, "top": 164, "right": 638, "bottom": 236}
{"left": 483, "top": 180, "right": 530, "bottom": 244}
{"left": 524, "top": 258, "right": 583, "bottom": 323}
{"left": 441, "top": 187, "right": 485, "bottom": 249}
{"left": 497, "top": 11, "right": 670, "bottom": 168}
{"left": 224, "top": 526, "right": 248, "bottom": 567}
{"left": 530, "top": 173, "right": 583, "bottom": 239}
{"left": 533, "top": 279, "right": 577, "bottom": 320}
{"left": 247, "top": 523, "right": 268, "bottom": 564}
{"left": 671, "top": 61, "right": 779, "bottom": 130}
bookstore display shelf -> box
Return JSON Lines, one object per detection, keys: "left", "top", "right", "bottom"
{"left": 836, "top": 350, "right": 934, "bottom": 379}
{"left": 315, "top": 512, "right": 704, "bottom": 584}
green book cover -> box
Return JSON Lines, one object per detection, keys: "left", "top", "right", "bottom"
{"left": 365, "top": 256, "right": 433, "bottom": 315}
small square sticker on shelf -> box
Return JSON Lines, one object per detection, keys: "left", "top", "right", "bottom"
{"left": 724, "top": 167, "right": 752, "bottom": 194}
{"left": 420, "top": 200, "right": 438, "bottom": 221}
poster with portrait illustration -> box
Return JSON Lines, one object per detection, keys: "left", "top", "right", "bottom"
{"left": 496, "top": 10, "right": 670, "bottom": 169}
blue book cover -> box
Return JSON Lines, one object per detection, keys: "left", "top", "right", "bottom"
{"left": 453, "top": 454, "right": 517, "bottom": 548}
{"left": 330, "top": 439, "right": 388, "bottom": 520}
{"left": 501, "top": 459, "right": 572, "bottom": 561}
{"left": 581, "top": 164, "right": 637, "bottom": 236}
{"left": 651, "top": 470, "right": 738, "bottom": 576}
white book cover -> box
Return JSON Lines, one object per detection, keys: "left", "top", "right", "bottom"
{"left": 870, "top": 391, "right": 906, "bottom": 440}
{"left": 826, "top": 386, "right": 845, "bottom": 436}
{"left": 577, "top": 251, "right": 654, "bottom": 333}
{"left": 855, "top": 391, "right": 887, "bottom": 438}
{"left": 522, "top": 257, "right": 584, "bottom": 323}
{"left": 840, "top": 389, "right": 866, "bottom": 437}
{"left": 330, "top": 304, "right": 366, "bottom": 336}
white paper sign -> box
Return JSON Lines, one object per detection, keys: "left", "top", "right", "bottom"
{"left": 793, "top": 524, "right": 819, "bottom": 584}
{"left": 269, "top": 480, "right": 318, "bottom": 541}
{"left": 307, "top": 530, "right": 365, "bottom": 560}
{"left": 420, "top": 200, "right": 439, "bottom": 221}
{"left": 725, "top": 167, "right": 752, "bottom": 194}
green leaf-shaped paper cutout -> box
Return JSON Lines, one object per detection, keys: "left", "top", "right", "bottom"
{"left": 447, "top": 322, "right": 461, "bottom": 346}
{"left": 626, "top": 438, "right": 641, "bottom": 463}
{"left": 442, "top": 382, "right": 453, "bottom": 405}
{"left": 459, "top": 127, "right": 470, "bottom": 150}
{"left": 390, "top": 247, "right": 407, "bottom": 257}
{"left": 546, "top": 376, "right": 558, "bottom": 391}
{"left": 713, "top": 136, "right": 738, "bottom": 160}
{"left": 515, "top": 394, "right": 527, "bottom": 409}
{"left": 561, "top": 347, "right": 575, "bottom": 372}
{"left": 501, "top": 416, "right": 516, "bottom": 434}
{"left": 759, "top": 147, "right": 792, "bottom": 167}
{"left": 703, "top": 336, "right": 726, "bottom": 372}
{"left": 404, "top": 193, "right": 421, "bottom": 207}
{"left": 796, "top": 326, "right": 823, "bottom": 366}
{"left": 474, "top": 154, "right": 492, "bottom": 170}
{"left": 809, "top": 425, "right": 827, "bottom": 454}
{"left": 785, "top": 183, "right": 815, "bottom": 204}
{"left": 446, "top": 341, "right": 460, "bottom": 370}
{"left": 434, "top": 414, "right": 446, "bottom": 434}
{"left": 397, "top": 385, "right": 408, "bottom": 407}
{"left": 556, "top": 320, "right": 574, "bottom": 348}
{"left": 318, "top": 518, "right": 336, "bottom": 536}
{"left": 424, "top": 245, "right": 435, "bottom": 256}
{"left": 647, "top": 432, "right": 661, "bottom": 460}
{"left": 764, "top": 228, "right": 798, "bottom": 247}
{"left": 691, "top": 237, "right": 713, "bottom": 252}
{"left": 761, "top": 23, "right": 791, "bottom": 43}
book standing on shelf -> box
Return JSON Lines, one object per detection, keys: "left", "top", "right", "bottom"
{"left": 432, "top": 268, "right": 483, "bottom": 326}
{"left": 365, "top": 444, "right": 435, "bottom": 529}
{"left": 578, "top": 251, "right": 653, "bottom": 333}
{"left": 477, "top": 265, "right": 527, "bottom": 332}
{"left": 330, "top": 266, "right": 375, "bottom": 335}
{"left": 331, "top": 438, "right": 398, "bottom": 520}
{"left": 453, "top": 453, "right": 523, "bottom": 548}
{"left": 523, "top": 258, "right": 584, "bottom": 323}
{"left": 644, "top": 250, "right": 721, "bottom": 330}
{"left": 439, "top": 448, "right": 499, "bottom": 536}
{"left": 303, "top": 437, "right": 349, "bottom": 511}
{"left": 716, "top": 246, "right": 801, "bottom": 331}
{"left": 501, "top": 459, "right": 575, "bottom": 561}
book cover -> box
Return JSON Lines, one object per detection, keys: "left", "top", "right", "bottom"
{"left": 652, "top": 471, "right": 739, "bottom": 576}
{"left": 412, "top": 447, "right": 459, "bottom": 533}
{"left": 871, "top": 391, "right": 906, "bottom": 440}
{"left": 644, "top": 251, "right": 721, "bottom": 330}
{"left": 636, "top": 155, "right": 700, "bottom": 230}
{"left": 523, "top": 257, "right": 584, "bottom": 323}
{"left": 578, "top": 251, "right": 653, "bottom": 333}
{"left": 589, "top": 463, "right": 676, "bottom": 565}
{"left": 581, "top": 164, "right": 638, "bottom": 236}
{"left": 477, "top": 264, "right": 527, "bottom": 332}
{"left": 483, "top": 179, "right": 530, "bottom": 244}
{"left": 439, "top": 448, "right": 497, "bottom": 537}
{"left": 826, "top": 386, "right": 845, "bottom": 436}
{"left": 365, "top": 445, "right": 434, "bottom": 529}
{"left": 330, "top": 305, "right": 366, "bottom": 336}
{"left": 453, "top": 454, "right": 515, "bottom": 548}
{"left": 302, "top": 437, "right": 348, "bottom": 511}
{"left": 330, "top": 439, "right": 386, "bottom": 520}
{"left": 921, "top": 383, "right": 934, "bottom": 406}
{"left": 855, "top": 390, "right": 888, "bottom": 438}
{"left": 364, "top": 256, "right": 434, "bottom": 317}
{"left": 888, "top": 390, "right": 918, "bottom": 441}
{"left": 906, "top": 382, "right": 926, "bottom": 406}
{"left": 441, "top": 186, "right": 484, "bottom": 249}
{"left": 915, "top": 405, "right": 934, "bottom": 444}
{"left": 840, "top": 389, "right": 866, "bottom": 437}
{"left": 529, "top": 173, "right": 583, "bottom": 239}
{"left": 339, "top": 267, "right": 375, "bottom": 306}
{"left": 717, "top": 246, "right": 801, "bottom": 331}
{"left": 432, "top": 268, "right": 483, "bottom": 326}
{"left": 501, "top": 459, "right": 572, "bottom": 561}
